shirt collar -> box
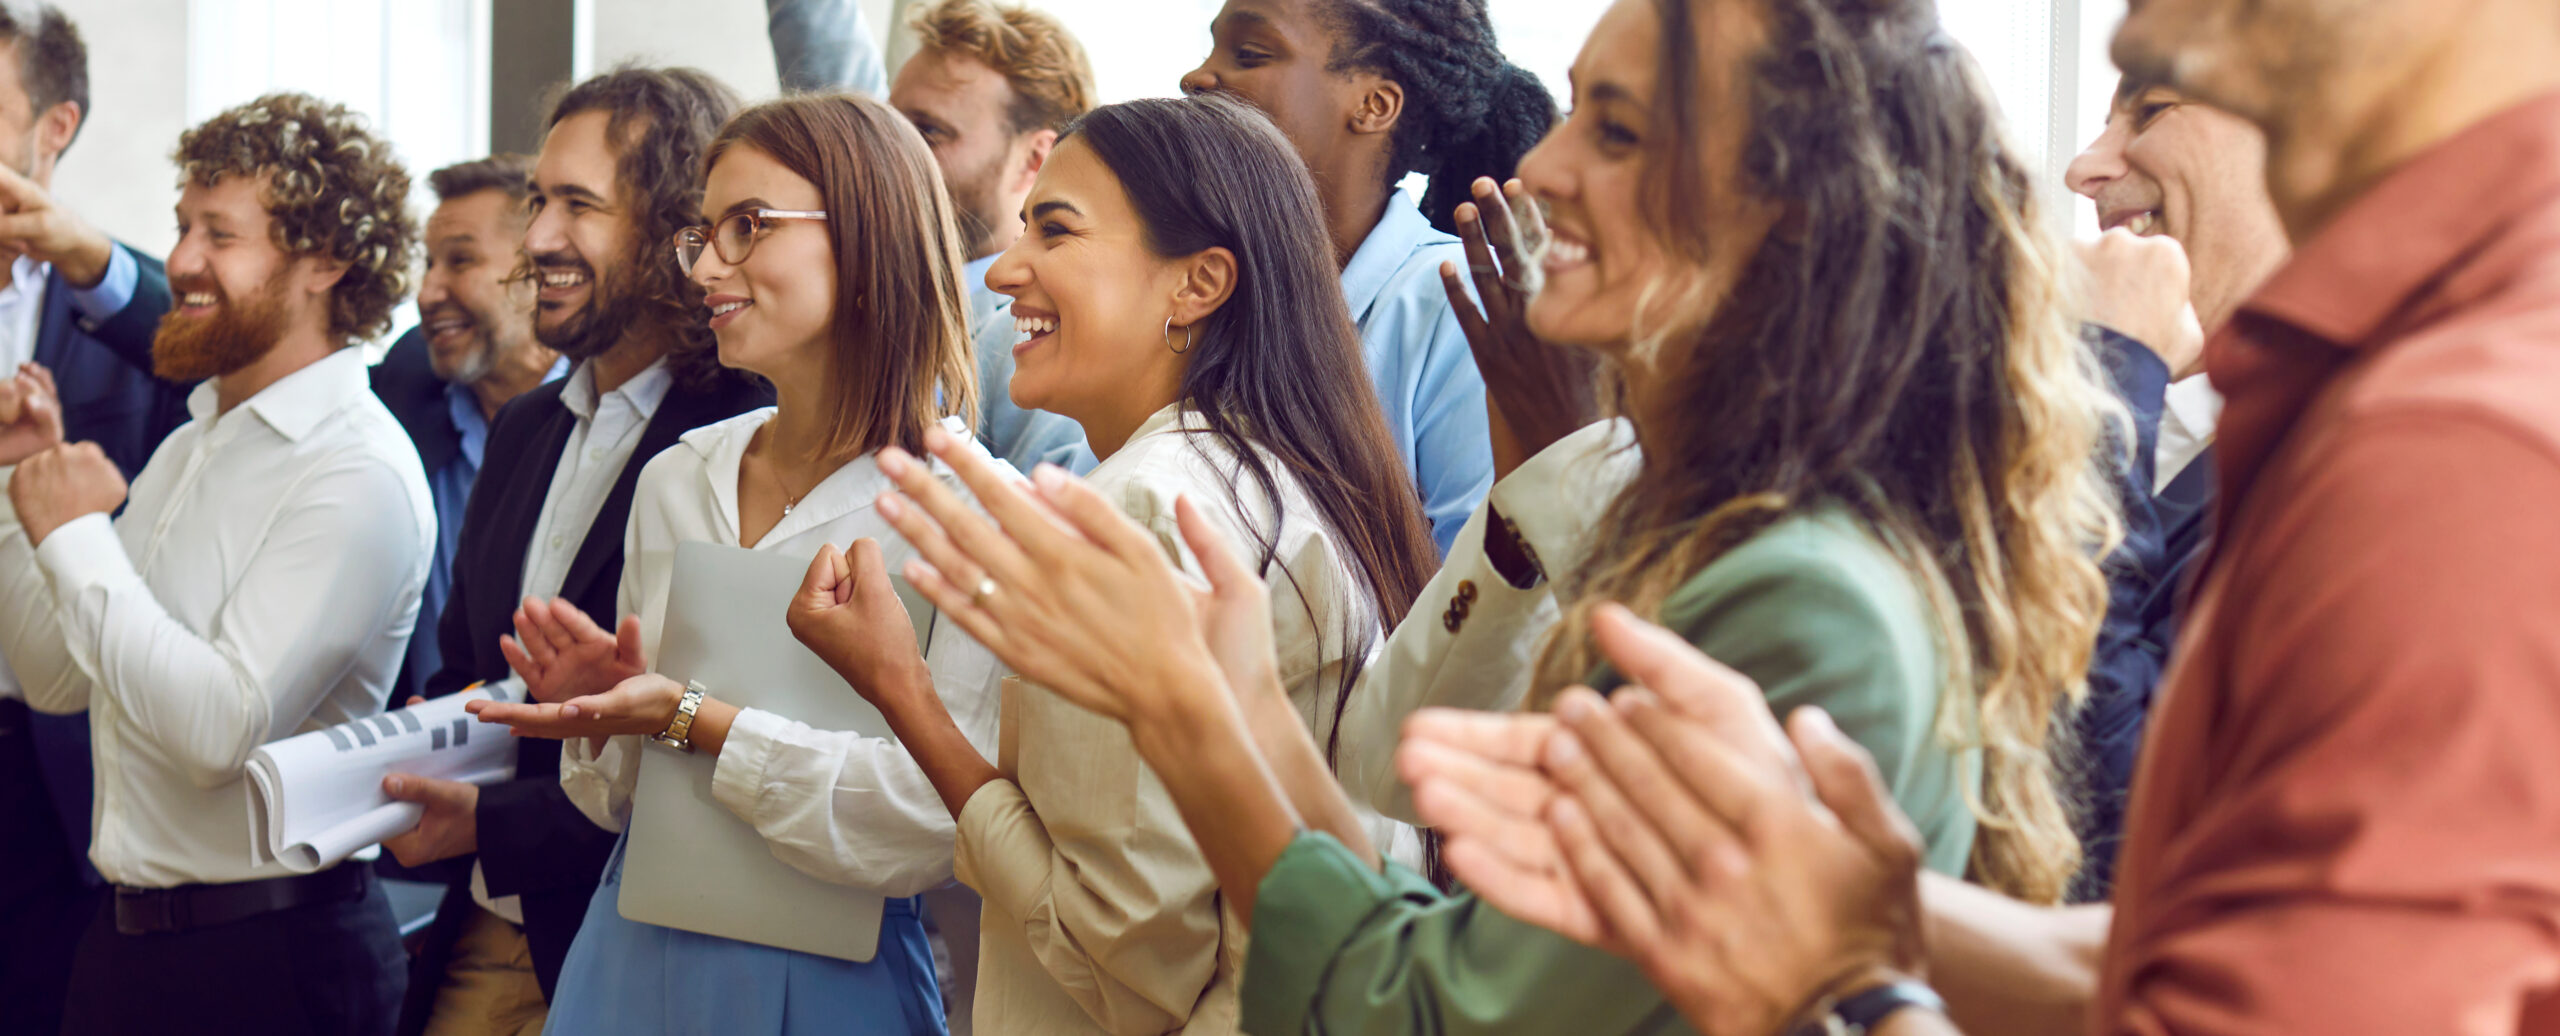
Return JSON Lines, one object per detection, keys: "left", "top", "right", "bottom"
{"left": 2238, "top": 89, "right": 2560, "bottom": 351}
{"left": 1339, "top": 196, "right": 1448, "bottom": 320}
{"left": 558, "top": 356, "right": 674, "bottom": 422}
{"left": 187, "top": 346, "right": 371, "bottom": 442}
{"left": 689, "top": 412, "right": 974, "bottom": 547}
{"left": 4, "top": 254, "right": 47, "bottom": 301}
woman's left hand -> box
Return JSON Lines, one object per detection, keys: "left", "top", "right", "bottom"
{"left": 869, "top": 427, "right": 1242, "bottom": 732}
{"left": 786, "top": 537, "right": 930, "bottom": 711}
{"left": 467, "top": 672, "right": 685, "bottom": 755}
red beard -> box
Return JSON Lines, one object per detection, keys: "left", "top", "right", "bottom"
{"left": 152, "top": 277, "right": 290, "bottom": 382}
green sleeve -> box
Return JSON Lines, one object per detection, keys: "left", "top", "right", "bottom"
{"left": 1239, "top": 512, "right": 1977, "bottom": 1036}
{"left": 1241, "top": 832, "right": 1687, "bottom": 1036}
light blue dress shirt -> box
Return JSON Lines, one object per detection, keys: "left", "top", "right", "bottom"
{"left": 71, "top": 242, "right": 140, "bottom": 321}
{"left": 1344, "top": 197, "right": 1494, "bottom": 555}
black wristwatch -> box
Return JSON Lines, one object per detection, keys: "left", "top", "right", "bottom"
{"left": 1785, "top": 980, "right": 1947, "bottom": 1036}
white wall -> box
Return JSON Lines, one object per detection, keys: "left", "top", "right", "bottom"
{"left": 53, "top": 0, "right": 190, "bottom": 259}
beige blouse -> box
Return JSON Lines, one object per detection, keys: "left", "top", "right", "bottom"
{"left": 952, "top": 404, "right": 1415, "bottom": 1034}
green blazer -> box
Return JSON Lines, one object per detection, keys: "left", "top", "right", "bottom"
{"left": 1240, "top": 507, "right": 1980, "bottom": 1034}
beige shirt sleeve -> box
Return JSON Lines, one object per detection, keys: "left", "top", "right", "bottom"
{"left": 953, "top": 677, "right": 1224, "bottom": 1035}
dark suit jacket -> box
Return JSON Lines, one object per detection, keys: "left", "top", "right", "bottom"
{"left": 396, "top": 366, "right": 768, "bottom": 1032}
{"left": 370, "top": 328, "right": 462, "bottom": 707}
{"left": 22, "top": 242, "right": 188, "bottom": 885}
{"left": 2073, "top": 325, "right": 2213, "bottom": 900}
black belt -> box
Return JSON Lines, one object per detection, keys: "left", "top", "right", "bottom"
{"left": 113, "top": 862, "right": 372, "bottom": 935}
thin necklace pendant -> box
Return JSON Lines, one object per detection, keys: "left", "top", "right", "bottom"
{"left": 781, "top": 500, "right": 794, "bottom": 517}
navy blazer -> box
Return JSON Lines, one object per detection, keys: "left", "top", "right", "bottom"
{"left": 396, "top": 366, "right": 770, "bottom": 1032}
{"left": 370, "top": 327, "right": 461, "bottom": 706}
{"left": 24, "top": 243, "right": 189, "bottom": 885}
{"left": 2073, "top": 325, "right": 2213, "bottom": 900}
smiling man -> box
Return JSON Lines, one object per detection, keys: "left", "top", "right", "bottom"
{"left": 371, "top": 154, "right": 564, "bottom": 705}
{"left": 0, "top": 91, "right": 430, "bottom": 1035}
{"left": 382, "top": 66, "right": 768, "bottom": 1036}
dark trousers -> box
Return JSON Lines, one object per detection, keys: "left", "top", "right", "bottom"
{"left": 60, "top": 872, "right": 408, "bottom": 1036}
{"left": 0, "top": 704, "right": 98, "bottom": 1036}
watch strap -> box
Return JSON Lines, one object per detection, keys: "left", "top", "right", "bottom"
{"left": 648, "top": 682, "right": 706, "bottom": 752}
{"left": 1787, "top": 979, "right": 1945, "bottom": 1036}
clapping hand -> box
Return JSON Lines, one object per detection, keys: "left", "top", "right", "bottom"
{"left": 496, "top": 597, "right": 645, "bottom": 705}
{"left": 1519, "top": 605, "right": 1927, "bottom": 1036}
{"left": 467, "top": 672, "right": 688, "bottom": 755}
{"left": 0, "top": 363, "right": 63, "bottom": 467}
{"left": 867, "top": 425, "right": 1264, "bottom": 731}
{"left": 1437, "top": 176, "right": 1600, "bottom": 476}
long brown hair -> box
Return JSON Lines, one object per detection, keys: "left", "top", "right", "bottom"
{"left": 702, "top": 94, "right": 978, "bottom": 458}
{"left": 1530, "top": 0, "right": 2120, "bottom": 904}
{"left": 1066, "top": 95, "right": 1438, "bottom": 761}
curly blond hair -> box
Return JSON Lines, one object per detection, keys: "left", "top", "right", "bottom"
{"left": 173, "top": 92, "right": 416, "bottom": 343}
{"left": 1528, "top": 0, "right": 2120, "bottom": 905}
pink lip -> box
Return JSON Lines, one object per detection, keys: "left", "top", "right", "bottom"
{"left": 705, "top": 294, "right": 750, "bottom": 330}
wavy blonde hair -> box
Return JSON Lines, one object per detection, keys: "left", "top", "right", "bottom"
{"left": 1528, "top": 0, "right": 2120, "bottom": 904}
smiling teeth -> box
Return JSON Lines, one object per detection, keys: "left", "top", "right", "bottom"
{"left": 1013, "top": 315, "right": 1057, "bottom": 336}
{"left": 711, "top": 301, "right": 747, "bottom": 316}
{"left": 182, "top": 292, "right": 217, "bottom": 307}
{"left": 1546, "top": 239, "right": 1590, "bottom": 265}
{"left": 2127, "top": 211, "right": 2159, "bottom": 236}
{"left": 542, "top": 271, "right": 589, "bottom": 288}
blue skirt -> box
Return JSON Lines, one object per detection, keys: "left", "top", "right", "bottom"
{"left": 542, "top": 833, "right": 947, "bottom": 1036}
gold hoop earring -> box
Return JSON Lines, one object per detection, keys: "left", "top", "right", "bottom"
{"left": 1164, "top": 316, "right": 1194, "bottom": 354}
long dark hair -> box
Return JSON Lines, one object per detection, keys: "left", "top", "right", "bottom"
{"left": 1065, "top": 93, "right": 1437, "bottom": 761}
{"left": 1317, "top": 0, "right": 1555, "bottom": 234}
{"left": 703, "top": 94, "right": 977, "bottom": 459}
{"left": 1532, "top": 0, "right": 2120, "bottom": 905}
{"left": 543, "top": 64, "right": 741, "bottom": 388}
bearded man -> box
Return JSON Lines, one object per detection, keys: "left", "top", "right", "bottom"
{"left": 0, "top": 91, "right": 432, "bottom": 1035}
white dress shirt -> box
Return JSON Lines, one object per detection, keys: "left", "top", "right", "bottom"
{"left": 557, "top": 410, "right": 1008, "bottom": 899}
{"left": 467, "top": 356, "right": 673, "bottom": 923}
{"left": 952, "top": 403, "right": 1412, "bottom": 1035}
{"left": 2156, "top": 373, "right": 2224, "bottom": 492}
{"left": 0, "top": 346, "right": 433, "bottom": 887}
{"left": 0, "top": 255, "right": 50, "bottom": 704}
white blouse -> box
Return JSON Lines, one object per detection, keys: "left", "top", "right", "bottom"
{"left": 557, "top": 409, "right": 1008, "bottom": 899}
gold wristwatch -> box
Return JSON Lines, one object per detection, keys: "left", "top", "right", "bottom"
{"left": 649, "top": 682, "right": 707, "bottom": 752}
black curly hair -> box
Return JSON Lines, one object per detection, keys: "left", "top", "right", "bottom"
{"left": 1317, "top": 0, "right": 1556, "bottom": 234}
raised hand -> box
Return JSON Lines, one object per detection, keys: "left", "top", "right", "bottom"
{"left": 785, "top": 538, "right": 931, "bottom": 710}
{"left": 1437, "top": 176, "right": 1600, "bottom": 476}
{"left": 1535, "top": 608, "right": 1927, "bottom": 1036}
{"left": 868, "top": 427, "right": 1236, "bottom": 730}
{"left": 10, "top": 440, "right": 125, "bottom": 545}
{"left": 467, "top": 672, "right": 688, "bottom": 755}
{"left": 1397, "top": 705, "right": 1619, "bottom": 949}
{"left": 0, "top": 363, "right": 64, "bottom": 467}
{"left": 498, "top": 597, "right": 644, "bottom": 705}
{"left": 0, "top": 163, "right": 116, "bottom": 288}
{"left": 2075, "top": 228, "right": 2207, "bottom": 378}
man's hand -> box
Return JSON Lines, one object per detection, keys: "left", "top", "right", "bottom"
{"left": 11, "top": 441, "right": 125, "bottom": 545}
{"left": 2075, "top": 229, "right": 2206, "bottom": 378}
{"left": 0, "top": 163, "right": 115, "bottom": 288}
{"left": 380, "top": 773, "right": 480, "bottom": 867}
{"left": 1438, "top": 176, "right": 1600, "bottom": 477}
{"left": 499, "top": 597, "right": 645, "bottom": 705}
{"left": 0, "top": 363, "right": 64, "bottom": 467}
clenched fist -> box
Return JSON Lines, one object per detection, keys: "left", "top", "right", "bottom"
{"left": 12, "top": 441, "right": 126, "bottom": 546}
{"left": 0, "top": 363, "right": 65, "bottom": 467}
{"left": 2075, "top": 228, "right": 2207, "bottom": 378}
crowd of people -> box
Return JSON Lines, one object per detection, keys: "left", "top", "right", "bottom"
{"left": 0, "top": 0, "right": 2554, "bottom": 1033}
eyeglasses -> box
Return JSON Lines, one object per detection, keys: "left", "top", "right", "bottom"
{"left": 673, "top": 209, "right": 829, "bottom": 275}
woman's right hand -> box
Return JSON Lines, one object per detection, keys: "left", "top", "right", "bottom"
{"left": 869, "top": 430, "right": 1254, "bottom": 737}
{"left": 498, "top": 597, "right": 646, "bottom": 705}
{"left": 1438, "top": 176, "right": 1601, "bottom": 477}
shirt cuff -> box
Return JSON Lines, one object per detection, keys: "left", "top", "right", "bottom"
{"left": 67, "top": 244, "right": 138, "bottom": 323}
{"left": 709, "top": 706, "right": 788, "bottom": 821}
{"left": 32, "top": 512, "right": 134, "bottom": 603}
{"left": 1239, "top": 831, "right": 1442, "bottom": 1029}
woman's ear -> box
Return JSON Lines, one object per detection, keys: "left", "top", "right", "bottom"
{"left": 1167, "top": 246, "right": 1238, "bottom": 329}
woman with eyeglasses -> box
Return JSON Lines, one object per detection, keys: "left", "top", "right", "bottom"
{"left": 466, "top": 92, "right": 992, "bottom": 1035}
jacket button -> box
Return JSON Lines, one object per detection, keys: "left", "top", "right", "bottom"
{"left": 1443, "top": 607, "right": 1462, "bottom": 633}
{"left": 1457, "top": 580, "right": 1478, "bottom": 603}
